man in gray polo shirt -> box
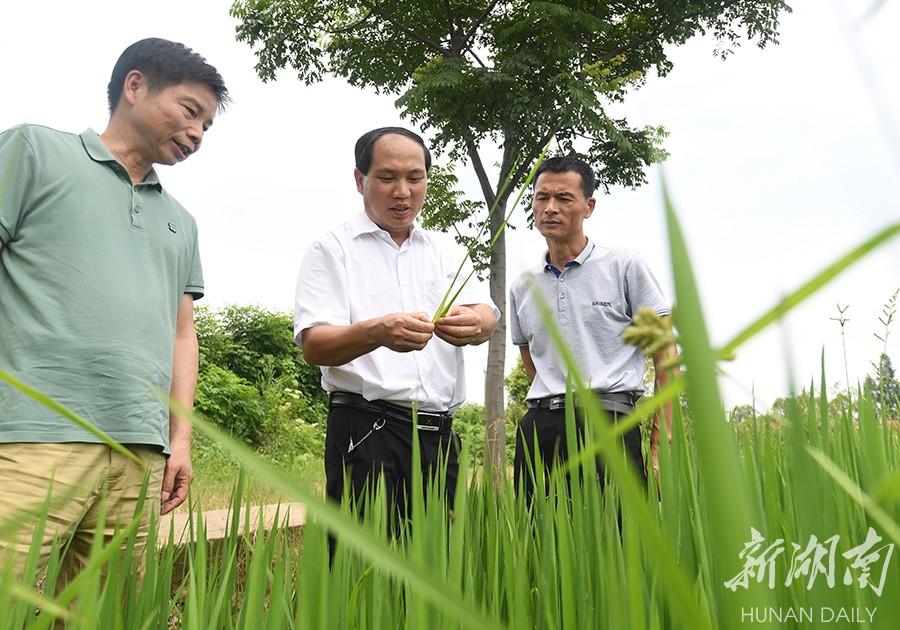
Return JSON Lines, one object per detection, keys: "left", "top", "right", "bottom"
{"left": 509, "top": 156, "right": 675, "bottom": 498}
{"left": 0, "top": 38, "right": 228, "bottom": 579}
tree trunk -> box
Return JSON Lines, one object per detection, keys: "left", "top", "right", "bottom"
{"left": 484, "top": 198, "right": 508, "bottom": 482}
{"left": 463, "top": 137, "right": 517, "bottom": 484}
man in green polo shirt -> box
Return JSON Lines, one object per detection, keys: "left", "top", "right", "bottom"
{"left": 0, "top": 38, "right": 228, "bottom": 579}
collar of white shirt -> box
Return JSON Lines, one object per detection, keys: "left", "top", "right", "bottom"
{"left": 351, "top": 211, "right": 424, "bottom": 245}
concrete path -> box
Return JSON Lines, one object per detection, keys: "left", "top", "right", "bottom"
{"left": 158, "top": 503, "right": 306, "bottom": 546}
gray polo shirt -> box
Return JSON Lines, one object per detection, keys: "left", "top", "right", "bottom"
{"left": 509, "top": 238, "right": 670, "bottom": 400}
{"left": 0, "top": 125, "right": 203, "bottom": 451}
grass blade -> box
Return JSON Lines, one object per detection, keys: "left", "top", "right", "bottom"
{"left": 0, "top": 369, "right": 138, "bottom": 463}
{"left": 720, "top": 222, "right": 900, "bottom": 356}
{"left": 432, "top": 142, "right": 550, "bottom": 321}
{"left": 168, "top": 399, "right": 502, "bottom": 630}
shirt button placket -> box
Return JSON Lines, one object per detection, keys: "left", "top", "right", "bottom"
{"left": 130, "top": 186, "right": 144, "bottom": 230}
{"left": 558, "top": 276, "right": 568, "bottom": 321}
{"left": 397, "top": 248, "right": 408, "bottom": 311}
{"left": 398, "top": 246, "right": 427, "bottom": 402}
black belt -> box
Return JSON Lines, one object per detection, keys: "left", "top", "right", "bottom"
{"left": 526, "top": 391, "right": 638, "bottom": 415}
{"left": 329, "top": 392, "right": 453, "bottom": 432}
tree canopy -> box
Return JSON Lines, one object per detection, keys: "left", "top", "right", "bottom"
{"left": 232, "top": 1, "right": 787, "bottom": 189}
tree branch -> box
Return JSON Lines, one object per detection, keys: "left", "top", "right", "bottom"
{"left": 359, "top": 0, "right": 447, "bottom": 53}
{"left": 599, "top": 0, "right": 741, "bottom": 62}
{"left": 495, "top": 142, "right": 516, "bottom": 203}
{"left": 323, "top": 5, "right": 377, "bottom": 34}
{"left": 573, "top": 130, "right": 601, "bottom": 143}
{"left": 281, "top": 5, "right": 376, "bottom": 37}
{"left": 456, "top": 0, "right": 500, "bottom": 55}
{"left": 443, "top": 0, "right": 456, "bottom": 32}
{"left": 464, "top": 136, "right": 497, "bottom": 208}
{"left": 465, "top": 46, "right": 489, "bottom": 69}
{"left": 505, "top": 128, "right": 557, "bottom": 197}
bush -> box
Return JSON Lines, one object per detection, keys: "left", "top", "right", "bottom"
{"left": 194, "top": 304, "right": 330, "bottom": 470}
{"left": 195, "top": 304, "right": 325, "bottom": 407}
{"left": 194, "top": 364, "right": 266, "bottom": 444}
{"left": 453, "top": 402, "right": 517, "bottom": 466}
{"left": 504, "top": 357, "right": 530, "bottom": 408}
{"left": 258, "top": 383, "right": 327, "bottom": 469}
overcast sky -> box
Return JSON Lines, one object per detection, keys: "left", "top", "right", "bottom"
{"left": 2, "top": 1, "right": 898, "bottom": 411}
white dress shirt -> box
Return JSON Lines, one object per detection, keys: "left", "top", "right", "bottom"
{"left": 295, "top": 212, "right": 499, "bottom": 411}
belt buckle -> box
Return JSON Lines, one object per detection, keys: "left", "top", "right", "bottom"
{"left": 415, "top": 411, "right": 442, "bottom": 431}
{"left": 548, "top": 396, "right": 566, "bottom": 411}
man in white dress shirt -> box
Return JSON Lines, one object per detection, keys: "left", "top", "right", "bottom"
{"left": 295, "top": 127, "right": 498, "bottom": 524}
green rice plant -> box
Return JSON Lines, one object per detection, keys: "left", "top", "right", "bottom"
{"left": 719, "top": 224, "right": 900, "bottom": 357}
{"left": 432, "top": 143, "right": 550, "bottom": 322}
{"left": 3, "top": 181, "right": 900, "bottom": 628}
{"left": 3, "top": 380, "right": 900, "bottom": 628}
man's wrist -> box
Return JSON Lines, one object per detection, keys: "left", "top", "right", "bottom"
{"left": 361, "top": 316, "right": 384, "bottom": 348}
{"left": 169, "top": 420, "right": 192, "bottom": 450}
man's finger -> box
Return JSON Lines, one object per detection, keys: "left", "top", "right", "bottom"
{"left": 433, "top": 329, "right": 454, "bottom": 345}
{"left": 160, "top": 465, "right": 175, "bottom": 499}
{"left": 436, "top": 311, "right": 479, "bottom": 326}
{"left": 435, "top": 315, "right": 465, "bottom": 326}
{"left": 169, "top": 480, "right": 189, "bottom": 509}
{"left": 446, "top": 305, "right": 473, "bottom": 317}
{"left": 160, "top": 468, "right": 191, "bottom": 514}
{"left": 435, "top": 327, "right": 476, "bottom": 344}
{"left": 436, "top": 326, "right": 474, "bottom": 340}
{"left": 404, "top": 317, "right": 436, "bottom": 333}
{"left": 436, "top": 324, "right": 481, "bottom": 339}
{"left": 404, "top": 331, "right": 433, "bottom": 345}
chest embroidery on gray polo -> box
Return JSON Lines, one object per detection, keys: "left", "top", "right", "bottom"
{"left": 592, "top": 301, "right": 612, "bottom": 307}
{"left": 168, "top": 222, "right": 177, "bottom": 234}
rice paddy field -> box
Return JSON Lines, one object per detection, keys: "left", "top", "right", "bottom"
{"left": 1, "top": 202, "right": 899, "bottom": 629}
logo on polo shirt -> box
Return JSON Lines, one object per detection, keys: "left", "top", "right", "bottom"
{"left": 592, "top": 300, "right": 612, "bottom": 308}
{"left": 168, "top": 222, "right": 177, "bottom": 234}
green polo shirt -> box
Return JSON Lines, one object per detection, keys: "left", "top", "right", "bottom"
{"left": 0, "top": 125, "right": 203, "bottom": 452}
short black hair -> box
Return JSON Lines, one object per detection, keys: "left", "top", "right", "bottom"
{"left": 534, "top": 156, "right": 596, "bottom": 198}
{"left": 355, "top": 127, "right": 432, "bottom": 175}
{"left": 107, "top": 38, "right": 229, "bottom": 114}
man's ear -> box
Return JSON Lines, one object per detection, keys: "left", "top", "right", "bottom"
{"left": 584, "top": 196, "right": 596, "bottom": 219}
{"left": 354, "top": 167, "right": 365, "bottom": 195}
{"left": 121, "top": 70, "right": 147, "bottom": 107}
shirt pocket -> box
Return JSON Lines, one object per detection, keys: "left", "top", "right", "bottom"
{"left": 425, "top": 277, "right": 453, "bottom": 315}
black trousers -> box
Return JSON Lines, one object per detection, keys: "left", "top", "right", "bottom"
{"left": 513, "top": 406, "right": 646, "bottom": 500}
{"left": 324, "top": 403, "right": 461, "bottom": 528}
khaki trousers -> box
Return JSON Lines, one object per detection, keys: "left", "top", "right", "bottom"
{"left": 0, "top": 443, "right": 165, "bottom": 583}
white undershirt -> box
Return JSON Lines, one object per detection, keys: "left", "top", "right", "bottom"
{"left": 294, "top": 212, "right": 498, "bottom": 411}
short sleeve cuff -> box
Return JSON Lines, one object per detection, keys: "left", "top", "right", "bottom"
{"left": 185, "top": 286, "right": 204, "bottom": 300}
{"left": 294, "top": 316, "right": 351, "bottom": 346}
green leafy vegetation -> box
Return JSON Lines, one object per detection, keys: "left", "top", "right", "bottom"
{"left": 191, "top": 305, "right": 327, "bottom": 502}
{"left": 2, "top": 200, "right": 899, "bottom": 628}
